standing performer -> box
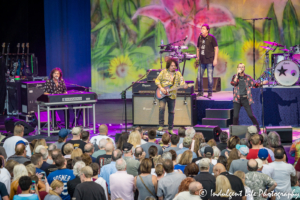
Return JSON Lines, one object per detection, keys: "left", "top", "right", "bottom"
{"left": 196, "top": 24, "right": 219, "bottom": 98}
{"left": 155, "top": 59, "right": 187, "bottom": 134}
{"left": 231, "top": 63, "right": 262, "bottom": 132}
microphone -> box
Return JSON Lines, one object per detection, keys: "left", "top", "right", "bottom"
{"left": 183, "top": 35, "right": 188, "bottom": 41}
{"left": 265, "top": 17, "right": 272, "bottom": 20}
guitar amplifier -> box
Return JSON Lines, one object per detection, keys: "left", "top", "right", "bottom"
{"left": 177, "top": 81, "right": 194, "bottom": 95}
{"left": 195, "top": 77, "right": 221, "bottom": 92}
{"left": 147, "top": 69, "right": 162, "bottom": 82}
{"left": 21, "top": 81, "right": 46, "bottom": 114}
{"left": 132, "top": 82, "right": 156, "bottom": 94}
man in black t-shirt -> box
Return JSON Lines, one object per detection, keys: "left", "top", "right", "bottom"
{"left": 96, "top": 142, "right": 114, "bottom": 167}
{"left": 61, "top": 127, "right": 86, "bottom": 155}
{"left": 0, "top": 182, "right": 9, "bottom": 200}
{"left": 196, "top": 24, "right": 218, "bottom": 98}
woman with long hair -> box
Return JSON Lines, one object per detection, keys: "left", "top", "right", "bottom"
{"left": 116, "top": 132, "right": 129, "bottom": 150}
{"left": 174, "top": 150, "right": 193, "bottom": 172}
{"left": 210, "top": 175, "right": 241, "bottom": 200}
{"left": 177, "top": 177, "right": 195, "bottom": 194}
{"left": 71, "top": 148, "right": 83, "bottom": 160}
{"left": 234, "top": 171, "right": 253, "bottom": 200}
{"left": 226, "top": 148, "right": 239, "bottom": 171}
{"left": 221, "top": 135, "right": 240, "bottom": 158}
{"left": 128, "top": 131, "right": 141, "bottom": 152}
{"left": 193, "top": 132, "right": 205, "bottom": 157}
{"left": 10, "top": 164, "right": 29, "bottom": 199}
{"left": 148, "top": 146, "right": 158, "bottom": 168}
{"left": 44, "top": 180, "right": 64, "bottom": 200}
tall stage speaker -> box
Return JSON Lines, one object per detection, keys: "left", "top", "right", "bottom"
{"left": 133, "top": 94, "right": 197, "bottom": 126}
{"left": 194, "top": 125, "right": 222, "bottom": 142}
{"left": 21, "top": 81, "right": 46, "bottom": 114}
{"left": 229, "top": 125, "right": 249, "bottom": 139}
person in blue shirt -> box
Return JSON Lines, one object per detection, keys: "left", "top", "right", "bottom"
{"left": 47, "top": 155, "right": 75, "bottom": 200}
{"left": 176, "top": 137, "right": 197, "bottom": 159}
{"left": 13, "top": 176, "right": 40, "bottom": 200}
{"left": 31, "top": 153, "right": 46, "bottom": 175}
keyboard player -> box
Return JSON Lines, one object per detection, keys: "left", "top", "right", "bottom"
{"left": 44, "top": 68, "right": 70, "bottom": 129}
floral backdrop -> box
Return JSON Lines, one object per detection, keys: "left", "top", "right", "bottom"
{"left": 91, "top": 0, "right": 300, "bottom": 99}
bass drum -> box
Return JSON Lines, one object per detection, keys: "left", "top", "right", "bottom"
{"left": 274, "top": 60, "right": 299, "bottom": 86}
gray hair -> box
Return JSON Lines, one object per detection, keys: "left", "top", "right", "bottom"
{"left": 162, "top": 152, "right": 172, "bottom": 160}
{"left": 185, "top": 127, "right": 196, "bottom": 139}
{"left": 35, "top": 145, "right": 45, "bottom": 154}
{"left": 48, "top": 143, "right": 57, "bottom": 151}
{"left": 240, "top": 138, "right": 249, "bottom": 147}
{"left": 212, "top": 146, "right": 220, "bottom": 158}
{"left": 84, "top": 143, "right": 94, "bottom": 153}
{"left": 116, "top": 158, "right": 126, "bottom": 171}
{"left": 268, "top": 131, "right": 281, "bottom": 147}
{"left": 73, "top": 161, "right": 86, "bottom": 176}
{"left": 99, "top": 139, "right": 108, "bottom": 149}
{"left": 40, "top": 148, "right": 49, "bottom": 160}
{"left": 261, "top": 133, "right": 269, "bottom": 147}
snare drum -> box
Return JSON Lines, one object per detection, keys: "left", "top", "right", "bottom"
{"left": 274, "top": 60, "right": 299, "bottom": 86}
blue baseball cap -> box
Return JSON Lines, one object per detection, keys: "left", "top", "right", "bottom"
{"left": 236, "top": 144, "right": 249, "bottom": 156}
{"left": 16, "top": 140, "right": 27, "bottom": 146}
{"left": 258, "top": 148, "right": 269, "bottom": 160}
{"left": 58, "top": 128, "right": 70, "bottom": 138}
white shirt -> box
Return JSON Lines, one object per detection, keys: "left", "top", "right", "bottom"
{"left": 0, "top": 168, "right": 11, "bottom": 195}
{"left": 110, "top": 171, "right": 135, "bottom": 200}
{"left": 95, "top": 177, "right": 108, "bottom": 200}
{"left": 3, "top": 136, "right": 31, "bottom": 158}
{"left": 173, "top": 191, "right": 201, "bottom": 200}
{"left": 141, "top": 139, "right": 147, "bottom": 145}
{"left": 262, "top": 164, "right": 275, "bottom": 178}
{"left": 90, "top": 135, "right": 116, "bottom": 148}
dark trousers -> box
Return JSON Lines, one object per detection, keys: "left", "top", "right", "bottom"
{"left": 233, "top": 97, "right": 260, "bottom": 131}
{"left": 198, "top": 63, "right": 214, "bottom": 93}
{"left": 159, "top": 97, "right": 176, "bottom": 130}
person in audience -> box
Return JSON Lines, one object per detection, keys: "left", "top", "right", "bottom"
{"left": 247, "top": 134, "right": 272, "bottom": 162}
{"left": 212, "top": 146, "right": 220, "bottom": 162}
{"left": 164, "top": 135, "right": 180, "bottom": 152}
{"left": 134, "top": 146, "right": 145, "bottom": 161}
{"left": 45, "top": 146, "right": 56, "bottom": 165}
{"left": 90, "top": 124, "right": 116, "bottom": 151}
{"left": 0, "top": 159, "right": 12, "bottom": 196}
{"left": 92, "top": 138, "right": 107, "bottom": 158}
{"left": 177, "top": 127, "right": 186, "bottom": 147}
{"left": 96, "top": 142, "right": 114, "bottom": 167}
{"left": 175, "top": 150, "right": 193, "bottom": 171}
{"left": 240, "top": 138, "right": 250, "bottom": 147}
{"left": 81, "top": 131, "right": 90, "bottom": 143}
{"left": 10, "top": 164, "right": 28, "bottom": 199}
{"left": 54, "top": 129, "right": 70, "bottom": 151}
{"left": 63, "top": 144, "right": 74, "bottom": 159}
{"left": 70, "top": 147, "right": 83, "bottom": 160}
{"left": 217, "top": 156, "right": 227, "bottom": 169}
{"left": 44, "top": 180, "right": 64, "bottom": 200}
{"left": 149, "top": 146, "right": 158, "bottom": 167}
{"left": 140, "top": 130, "right": 163, "bottom": 158}
{"left": 61, "top": 127, "right": 86, "bottom": 155}
{"left": 7, "top": 141, "right": 30, "bottom": 164}
{"left": 291, "top": 175, "right": 300, "bottom": 199}
{"left": 29, "top": 175, "right": 48, "bottom": 200}
{"left": 268, "top": 131, "right": 288, "bottom": 162}
{"left": 245, "top": 159, "right": 277, "bottom": 200}
{"left": 67, "top": 161, "right": 85, "bottom": 198}
{"left": 128, "top": 131, "right": 141, "bottom": 152}
{"left": 0, "top": 181, "right": 9, "bottom": 200}
{"left": 229, "top": 144, "right": 249, "bottom": 174}
{"left": 99, "top": 149, "right": 122, "bottom": 194}
{"left": 193, "top": 133, "right": 205, "bottom": 156}
{"left": 245, "top": 125, "right": 258, "bottom": 144}
{"left": 47, "top": 155, "right": 75, "bottom": 200}
{"left": 123, "top": 143, "right": 140, "bottom": 177}
{"left": 13, "top": 176, "right": 40, "bottom": 200}
{"left": 255, "top": 158, "right": 263, "bottom": 172}
{"left": 157, "top": 159, "right": 186, "bottom": 200}
{"left": 217, "top": 132, "right": 228, "bottom": 151}
{"left": 221, "top": 135, "right": 240, "bottom": 157}
{"left": 260, "top": 133, "right": 275, "bottom": 161}
{"left": 38, "top": 148, "right": 51, "bottom": 171}
{"left": 269, "top": 148, "right": 296, "bottom": 200}
{"left": 210, "top": 175, "right": 241, "bottom": 200}
{"left": 155, "top": 164, "right": 165, "bottom": 181}
{"left": 110, "top": 158, "right": 135, "bottom": 200}
{"left": 116, "top": 132, "right": 129, "bottom": 150}
{"left": 31, "top": 153, "right": 45, "bottom": 174}
{"left": 83, "top": 143, "right": 96, "bottom": 163}
{"left": 207, "top": 139, "right": 217, "bottom": 147}
{"left": 134, "top": 126, "right": 148, "bottom": 144}
{"left": 179, "top": 127, "right": 196, "bottom": 149}
{"left": 73, "top": 166, "right": 106, "bottom": 200}
{"left": 81, "top": 153, "right": 92, "bottom": 166}
{"left": 226, "top": 148, "right": 239, "bottom": 171}
{"left": 194, "top": 158, "right": 216, "bottom": 200}
{"left": 4, "top": 125, "right": 31, "bottom": 158}
{"left": 169, "top": 150, "right": 177, "bottom": 166}
{"left": 45, "top": 149, "right": 61, "bottom": 176}
{"left": 162, "top": 152, "right": 172, "bottom": 161}
{"left": 174, "top": 181, "right": 202, "bottom": 200}
{"left": 176, "top": 137, "right": 197, "bottom": 159}
{"left": 134, "top": 158, "right": 157, "bottom": 200}
{"left": 234, "top": 171, "right": 253, "bottom": 200}
{"left": 91, "top": 163, "right": 108, "bottom": 200}
{"left": 199, "top": 146, "right": 215, "bottom": 174}
{"left": 177, "top": 177, "right": 195, "bottom": 195}
{"left": 32, "top": 139, "right": 47, "bottom": 154}
{"left": 184, "top": 163, "right": 199, "bottom": 178}
{"left": 213, "top": 163, "right": 245, "bottom": 198}
{"left": 258, "top": 149, "right": 274, "bottom": 178}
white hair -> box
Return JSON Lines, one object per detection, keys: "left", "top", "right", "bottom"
{"left": 212, "top": 146, "right": 220, "bottom": 159}
{"left": 13, "top": 164, "right": 28, "bottom": 181}
{"left": 35, "top": 145, "right": 45, "bottom": 153}
{"left": 185, "top": 127, "right": 196, "bottom": 139}
{"left": 116, "top": 158, "right": 126, "bottom": 171}
{"left": 99, "top": 139, "right": 108, "bottom": 149}
{"left": 162, "top": 152, "right": 172, "bottom": 160}
{"left": 40, "top": 148, "right": 49, "bottom": 160}
{"left": 48, "top": 143, "right": 57, "bottom": 151}
{"left": 73, "top": 161, "right": 86, "bottom": 176}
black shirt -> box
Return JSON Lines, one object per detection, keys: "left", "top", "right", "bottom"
{"left": 197, "top": 34, "right": 218, "bottom": 64}
{"left": 220, "top": 172, "right": 245, "bottom": 196}
{"left": 96, "top": 154, "right": 112, "bottom": 167}
{"left": 40, "top": 161, "right": 51, "bottom": 172}
{"left": 73, "top": 181, "right": 106, "bottom": 200}
{"left": 0, "top": 182, "right": 8, "bottom": 198}
{"left": 44, "top": 79, "right": 67, "bottom": 94}
{"left": 194, "top": 172, "right": 216, "bottom": 200}
{"left": 217, "top": 143, "right": 227, "bottom": 152}
{"left": 62, "top": 140, "right": 86, "bottom": 155}
{"left": 238, "top": 76, "right": 247, "bottom": 96}
{"left": 45, "top": 164, "right": 58, "bottom": 176}
{"left": 67, "top": 176, "right": 81, "bottom": 198}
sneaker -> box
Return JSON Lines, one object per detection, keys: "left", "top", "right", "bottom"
{"left": 168, "top": 130, "right": 175, "bottom": 134}
{"left": 158, "top": 126, "right": 164, "bottom": 131}
{"left": 197, "top": 92, "right": 203, "bottom": 97}
{"left": 207, "top": 92, "right": 212, "bottom": 98}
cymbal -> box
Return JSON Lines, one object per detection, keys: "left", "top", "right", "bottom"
{"left": 280, "top": 48, "right": 290, "bottom": 52}
{"left": 260, "top": 46, "right": 274, "bottom": 50}
{"left": 263, "top": 41, "right": 284, "bottom": 47}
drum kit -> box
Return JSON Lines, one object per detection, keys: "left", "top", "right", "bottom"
{"left": 260, "top": 41, "right": 300, "bottom": 86}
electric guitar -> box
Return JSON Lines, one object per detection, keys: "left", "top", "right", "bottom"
{"left": 24, "top": 43, "right": 32, "bottom": 76}
{"left": 155, "top": 83, "right": 194, "bottom": 100}
{"left": 18, "top": 43, "right": 25, "bottom": 76}
{"left": 11, "top": 43, "right": 20, "bottom": 76}
{"left": 5, "top": 43, "right": 10, "bottom": 69}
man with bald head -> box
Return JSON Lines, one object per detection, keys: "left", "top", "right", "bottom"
{"left": 7, "top": 141, "right": 30, "bottom": 164}
{"left": 96, "top": 142, "right": 114, "bottom": 167}
{"left": 213, "top": 163, "right": 245, "bottom": 199}
{"left": 174, "top": 181, "right": 202, "bottom": 199}
{"left": 90, "top": 124, "right": 116, "bottom": 151}
{"left": 84, "top": 143, "right": 96, "bottom": 163}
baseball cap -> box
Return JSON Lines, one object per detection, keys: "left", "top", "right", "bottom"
{"left": 248, "top": 125, "right": 257, "bottom": 134}
{"left": 255, "top": 158, "right": 263, "bottom": 168}
{"left": 122, "top": 143, "right": 133, "bottom": 151}
{"left": 236, "top": 144, "right": 249, "bottom": 156}
{"left": 183, "top": 137, "right": 192, "bottom": 147}
{"left": 71, "top": 127, "right": 81, "bottom": 135}
{"left": 16, "top": 140, "right": 27, "bottom": 146}
{"left": 59, "top": 128, "right": 70, "bottom": 138}
{"left": 258, "top": 148, "right": 269, "bottom": 160}
{"left": 204, "top": 146, "right": 213, "bottom": 155}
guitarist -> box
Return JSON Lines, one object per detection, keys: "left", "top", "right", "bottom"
{"left": 155, "top": 58, "right": 188, "bottom": 134}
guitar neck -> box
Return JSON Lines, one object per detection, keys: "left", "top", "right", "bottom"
{"left": 168, "top": 85, "right": 185, "bottom": 92}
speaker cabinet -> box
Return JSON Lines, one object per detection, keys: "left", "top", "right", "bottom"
{"left": 21, "top": 81, "right": 46, "bottom": 114}
{"left": 229, "top": 125, "right": 249, "bottom": 139}
{"left": 194, "top": 125, "right": 222, "bottom": 142}
{"left": 195, "top": 77, "right": 221, "bottom": 92}
{"left": 133, "top": 94, "right": 197, "bottom": 126}
{"left": 5, "top": 117, "right": 35, "bottom": 135}
{"left": 266, "top": 126, "right": 293, "bottom": 143}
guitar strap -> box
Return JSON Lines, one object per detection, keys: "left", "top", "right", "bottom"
{"left": 172, "top": 71, "right": 177, "bottom": 87}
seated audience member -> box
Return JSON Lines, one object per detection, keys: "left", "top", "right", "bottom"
{"left": 122, "top": 143, "right": 140, "bottom": 177}
{"left": 258, "top": 149, "right": 274, "bottom": 178}
{"left": 246, "top": 134, "right": 272, "bottom": 162}
{"left": 210, "top": 175, "right": 242, "bottom": 200}
{"left": 3, "top": 125, "right": 31, "bottom": 158}
{"left": 31, "top": 153, "right": 45, "bottom": 174}
{"left": 164, "top": 135, "right": 180, "bottom": 152}
{"left": 221, "top": 135, "right": 240, "bottom": 157}
{"left": 169, "top": 150, "right": 177, "bottom": 166}
{"left": 0, "top": 159, "right": 13, "bottom": 196}
{"left": 176, "top": 177, "right": 195, "bottom": 195}
{"left": 90, "top": 124, "right": 116, "bottom": 151}
{"left": 54, "top": 129, "right": 70, "bottom": 151}
{"left": 134, "top": 147, "right": 145, "bottom": 161}
{"left": 157, "top": 159, "right": 186, "bottom": 200}
{"left": 44, "top": 180, "right": 64, "bottom": 200}
{"left": 177, "top": 127, "right": 186, "bottom": 147}
{"left": 81, "top": 131, "right": 90, "bottom": 143}
{"left": 81, "top": 153, "right": 92, "bottom": 166}
{"left": 268, "top": 131, "right": 288, "bottom": 162}
{"left": 84, "top": 143, "right": 96, "bottom": 163}
{"left": 160, "top": 133, "right": 170, "bottom": 151}
{"left": 92, "top": 139, "right": 108, "bottom": 158}
{"left": 229, "top": 145, "right": 249, "bottom": 174}
{"left": 10, "top": 164, "right": 28, "bottom": 199}
{"left": 194, "top": 158, "right": 215, "bottom": 200}
{"left": 47, "top": 155, "right": 75, "bottom": 200}
{"left": 73, "top": 166, "right": 106, "bottom": 200}
{"left": 217, "top": 132, "right": 228, "bottom": 151}
{"left": 140, "top": 130, "right": 163, "bottom": 158}
{"left": 234, "top": 171, "right": 253, "bottom": 200}
{"left": 45, "top": 149, "right": 61, "bottom": 176}
{"left": 99, "top": 149, "right": 122, "bottom": 194}
{"left": 96, "top": 142, "right": 114, "bottom": 167}
{"left": 184, "top": 163, "right": 199, "bottom": 178}
{"left": 13, "top": 176, "right": 40, "bottom": 200}
{"left": 245, "top": 159, "right": 277, "bottom": 199}
{"left": 0, "top": 181, "right": 9, "bottom": 200}
{"left": 291, "top": 175, "right": 300, "bottom": 199}
{"left": 128, "top": 131, "right": 141, "bottom": 152}
{"left": 269, "top": 148, "right": 296, "bottom": 198}
{"left": 63, "top": 144, "right": 74, "bottom": 159}
{"left": 135, "top": 158, "right": 157, "bottom": 200}
{"left": 260, "top": 133, "right": 275, "bottom": 161}
{"left": 90, "top": 163, "right": 108, "bottom": 200}
{"left": 174, "top": 181, "right": 202, "bottom": 200}
{"left": 67, "top": 161, "right": 85, "bottom": 198}
{"left": 155, "top": 164, "right": 165, "bottom": 181}
{"left": 179, "top": 127, "right": 196, "bottom": 149}
{"left": 61, "top": 127, "right": 86, "bottom": 155}
{"left": 7, "top": 141, "right": 30, "bottom": 164}
{"left": 110, "top": 158, "right": 135, "bottom": 200}
{"left": 174, "top": 150, "right": 193, "bottom": 172}
{"left": 176, "top": 137, "right": 197, "bottom": 159}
